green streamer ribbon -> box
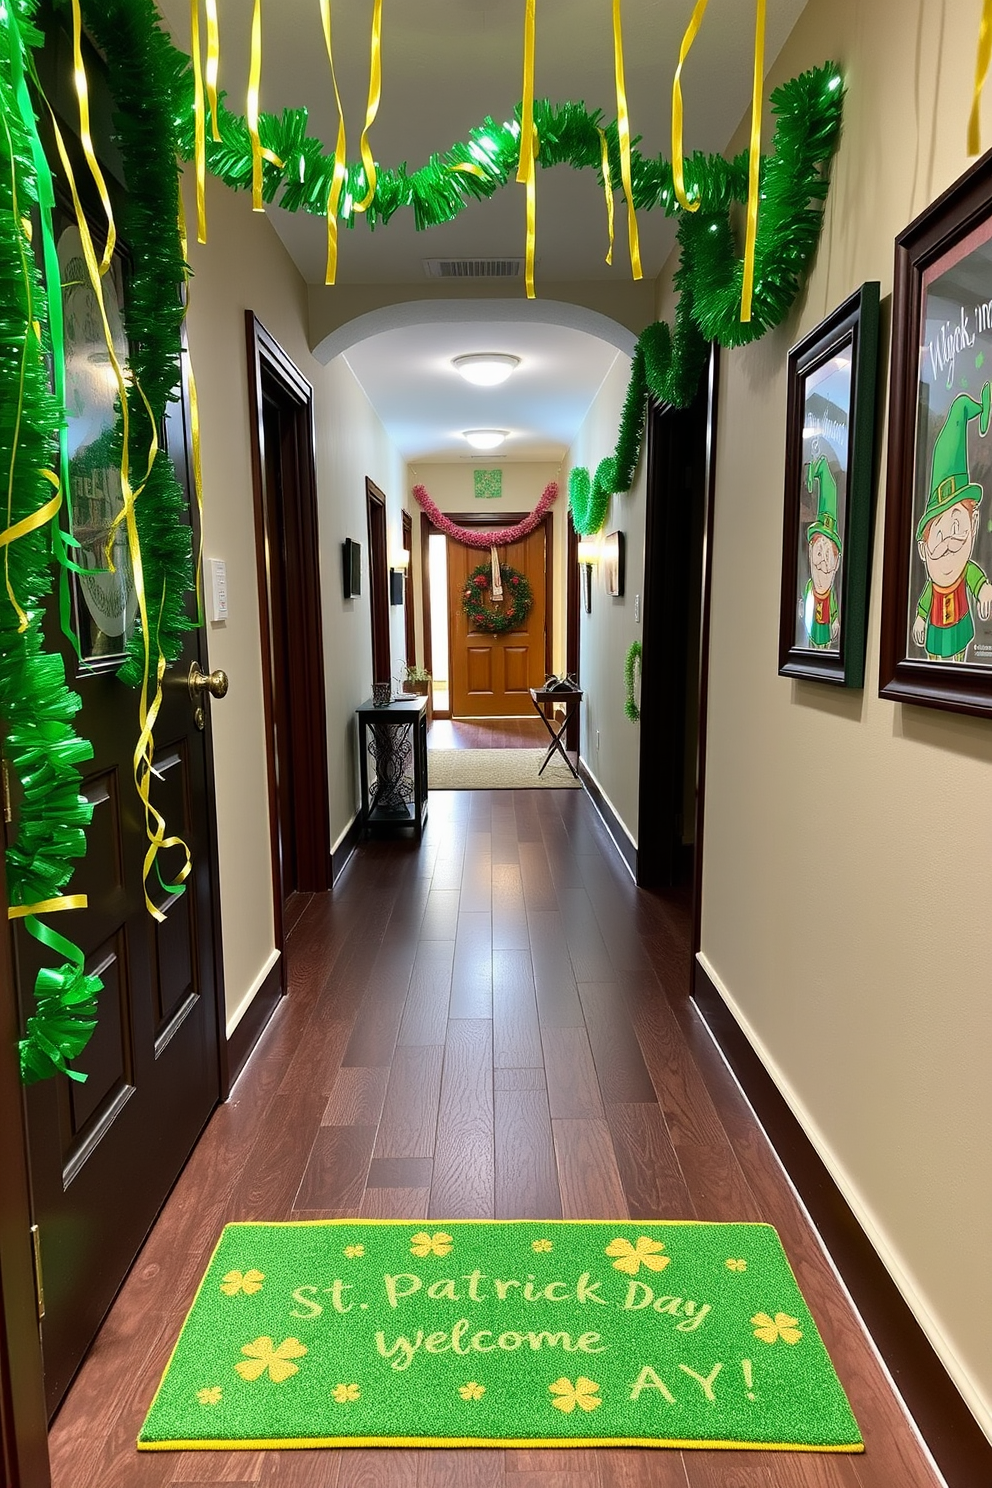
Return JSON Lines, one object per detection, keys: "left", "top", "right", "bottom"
{"left": 18, "top": 915, "right": 101, "bottom": 1084}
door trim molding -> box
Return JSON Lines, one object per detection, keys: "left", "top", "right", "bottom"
{"left": 365, "top": 479, "right": 391, "bottom": 684}
{"left": 565, "top": 511, "right": 579, "bottom": 750}
{"left": 245, "top": 311, "right": 332, "bottom": 928}
{"left": 692, "top": 349, "right": 719, "bottom": 954}
{"left": 0, "top": 871, "right": 51, "bottom": 1486}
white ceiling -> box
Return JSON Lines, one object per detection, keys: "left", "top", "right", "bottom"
{"left": 343, "top": 320, "right": 622, "bottom": 463}
{"left": 155, "top": 0, "right": 811, "bottom": 460}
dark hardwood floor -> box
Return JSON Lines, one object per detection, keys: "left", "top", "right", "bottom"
{"left": 46, "top": 776, "right": 944, "bottom": 1487}
{"left": 429, "top": 719, "right": 549, "bottom": 749}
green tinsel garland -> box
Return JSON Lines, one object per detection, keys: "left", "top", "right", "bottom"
{"left": 160, "top": 54, "right": 842, "bottom": 536}
{"left": 624, "top": 641, "right": 642, "bottom": 724}
{"left": 75, "top": 0, "right": 196, "bottom": 685}
{"left": 1, "top": 1, "right": 102, "bottom": 1083}
{"left": 568, "top": 67, "right": 844, "bottom": 534}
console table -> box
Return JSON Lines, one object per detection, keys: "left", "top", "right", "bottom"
{"left": 529, "top": 686, "right": 583, "bottom": 779}
{"left": 356, "top": 695, "right": 429, "bottom": 839}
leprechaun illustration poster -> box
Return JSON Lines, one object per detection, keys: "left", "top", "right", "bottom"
{"left": 909, "top": 227, "right": 992, "bottom": 667}
{"left": 792, "top": 355, "right": 851, "bottom": 654}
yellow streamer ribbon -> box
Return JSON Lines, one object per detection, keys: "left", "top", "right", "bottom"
{"left": 190, "top": 0, "right": 208, "bottom": 242}
{"left": 247, "top": 0, "right": 265, "bottom": 211}
{"left": 9, "top": 895, "right": 88, "bottom": 921}
{"left": 449, "top": 161, "right": 488, "bottom": 180}
{"left": 47, "top": 106, "right": 189, "bottom": 922}
{"left": 969, "top": 0, "right": 992, "bottom": 155}
{"left": 354, "top": 0, "right": 383, "bottom": 212}
{"left": 517, "top": 0, "right": 537, "bottom": 298}
{"left": 70, "top": 0, "right": 115, "bottom": 274}
{"left": 612, "top": 0, "right": 641, "bottom": 278}
{"left": 671, "top": 0, "right": 709, "bottom": 212}
{"left": 205, "top": 0, "right": 221, "bottom": 142}
{"left": 319, "top": 0, "right": 349, "bottom": 283}
{"left": 597, "top": 126, "right": 615, "bottom": 266}
{"left": 741, "top": 0, "right": 766, "bottom": 324}
{"left": 0, "top": 490, "right": 62, "bottom": 555}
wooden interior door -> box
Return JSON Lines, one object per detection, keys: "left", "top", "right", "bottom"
{"left": 14, "top": 97, "right": 224, "bottom": 1408}
{"left": 448, "top": 523, "right": 548, "bottom": 716}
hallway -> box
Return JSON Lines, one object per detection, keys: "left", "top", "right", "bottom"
{"left": 47, "top": 786, "right": 942, "bottom": 1488}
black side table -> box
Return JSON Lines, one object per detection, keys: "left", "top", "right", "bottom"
{"left": 529, "top": 687, "right": 583, "bottom": 778}
{"left": 356, "top": 695, "right": 429, "bottom": 839}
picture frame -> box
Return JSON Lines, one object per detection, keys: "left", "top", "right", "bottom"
{"left": 343, "top": 538, "right": 362, "bottom": 599}
{"left": 778, "top": 282, "right": 880, "bottom": 687}
{"left": 880, "top": 150, "right": 992, "bottom": 715}
{"left": 603, "top": 531, "right": 625, "bottom": 598}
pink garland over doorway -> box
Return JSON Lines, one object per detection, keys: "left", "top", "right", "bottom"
{"left": 412, "top": 481, "right": 558, "bottom": 547}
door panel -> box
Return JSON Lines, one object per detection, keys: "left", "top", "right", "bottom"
{"left": 503, "top": 646, "right": 530, "bottom": 693}
{"left": 467, "top": 647, "right": 494, "bottom": 694}
{"left": 448, "top": 525, "right": 548, "bottom": 716}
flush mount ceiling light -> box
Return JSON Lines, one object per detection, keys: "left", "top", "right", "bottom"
{"left": 452, "top": 353, "right": 521, "bottom": 386}
{"left": 462, "top": 429, "right": 509, "bottom": 450}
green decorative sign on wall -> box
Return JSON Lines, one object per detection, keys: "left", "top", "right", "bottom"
{"left": 474, "top": 468, "right": 503, "bottom": 501}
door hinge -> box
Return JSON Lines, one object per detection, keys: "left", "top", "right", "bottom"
{"left": 30, "top": 1224, "right": 45, "bottom": 1320}
{"left": 1, "top": 755, "right": 11, "bottom": 824}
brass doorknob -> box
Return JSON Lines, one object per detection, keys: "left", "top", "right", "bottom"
{"left": 188, "top": 661, "right": 229, "bottom": 701}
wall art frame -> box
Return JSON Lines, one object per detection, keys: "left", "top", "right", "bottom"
{"left": 880, "top": 149, "right": 992, "bottom": 715}
{"left": 778, "top": 281, "right": 880, "bottom": 687}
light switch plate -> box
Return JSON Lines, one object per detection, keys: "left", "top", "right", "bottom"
{"left": 209, "top": 557, "right": 228, "bottom": 621}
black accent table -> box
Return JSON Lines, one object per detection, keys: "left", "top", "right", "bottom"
{"left": 356, "top": 695, "right": 429, "bottom": 839}
{"left": 529, "top": 687, "right": 583, "bottom": 778}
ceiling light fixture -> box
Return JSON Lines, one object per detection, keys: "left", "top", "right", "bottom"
{"left": 453, "top": 353, "right": 520, "bottom": 387}
{"left": 463, "top": 429, "right": 509, "bottom": 450}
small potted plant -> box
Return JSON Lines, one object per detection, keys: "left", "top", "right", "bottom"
{"left": 402, "top": 663, "right": 431, "bottom": 696}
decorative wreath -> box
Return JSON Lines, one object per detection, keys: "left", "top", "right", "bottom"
{"left": 462, "top": 562, "right": 533, "bottom": 634}
{"left": 624, "top": 640, "right": 642, "bottom": 723}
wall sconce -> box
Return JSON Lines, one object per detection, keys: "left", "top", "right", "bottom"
{"left": 389, "top": 548, "right": 410, "bottom": 606}
{"left": 577, "top": 537, "right": 599, "bottom": 614}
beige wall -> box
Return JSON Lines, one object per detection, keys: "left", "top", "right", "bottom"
{"left": 318, "top": 358, "right": 408, "bottom": 851}
{"left": 687, "top": 0, "right": 992, "bottom": 1439}
{"left": 183, "top": 174, "right": 406, "bottom": 1030}
{"left": 563, "top": 354, "right": 645, "bottom": 843}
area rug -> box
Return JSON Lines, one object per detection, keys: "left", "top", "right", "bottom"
{"left": 138, "top": 1219, "right": 862, "bottom": 1453}
{"left": 428, "top": 748, "right": 581, "bottom": 790}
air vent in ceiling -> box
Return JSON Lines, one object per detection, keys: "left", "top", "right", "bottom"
{"left": 423, "top": 257, "right": 523, "bottom": 279}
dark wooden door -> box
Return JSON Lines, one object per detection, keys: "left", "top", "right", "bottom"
{"left": 15, "top": 297, "right": 223, "bottom": 1418}
{"left": 448, "top": 525, "right": 548, "bottom": 716}
{"left": 637, "top": 377, "right": 711, "bottom": 890}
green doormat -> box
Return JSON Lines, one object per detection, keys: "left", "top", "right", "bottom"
{"left": 138, "top": 1220, "right": 863, "bottom": 1453}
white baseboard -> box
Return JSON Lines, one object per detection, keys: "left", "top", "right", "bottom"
{"left": 697, "top": 949, "right": 992, "bottom": 1446}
